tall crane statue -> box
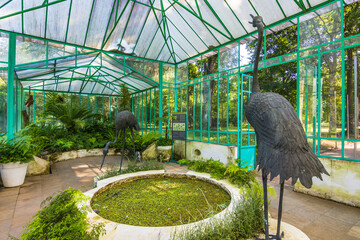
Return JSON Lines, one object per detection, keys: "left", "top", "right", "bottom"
{"left": 100, "top": 110, "right": 140, "bottom": 173}
{"left": 245, "top": 15, "right": 329, "bottom": 240}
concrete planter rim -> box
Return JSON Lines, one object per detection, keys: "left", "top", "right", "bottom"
{"left": 84, "top": 171, "right": 241, "bottom": 239}
{"left": 156, "top": 145, "right": 172, "bottom": 150}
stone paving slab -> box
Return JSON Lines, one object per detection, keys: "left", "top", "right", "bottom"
{"left": 0, "top": 156, "right": 359, "bottom": 240}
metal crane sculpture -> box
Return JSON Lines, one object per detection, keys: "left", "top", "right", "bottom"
{"left": 245, "top": 15, "right": 329, "bottom": 240}
{"left": 100, "top": 110, "right": 140, "bottom": 173}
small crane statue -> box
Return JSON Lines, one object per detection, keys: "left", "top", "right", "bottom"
{"left": 100, "top": 110, "right": 140, "bottom": 172}
{"left": 245, "top": 15, "right": 329, "bottom": 240}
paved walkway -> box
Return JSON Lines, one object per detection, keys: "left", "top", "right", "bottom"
{"left": 0, "top": 156, "right": 359, "bottom": 240}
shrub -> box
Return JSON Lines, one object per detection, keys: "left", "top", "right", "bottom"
{"left": 156, "top": 138, "right": 173, "bottom": 147}
{"left": 22, "top": 121, "right": 160, "bottom": 156}
{"left": 178, "top": 158, "right": 255, "bottom": 187}
{"left": 171, "top": 182, "right": 264, "bottom": 240}
{"left": 19, "top": 188, "right": 104, "bottom": 240}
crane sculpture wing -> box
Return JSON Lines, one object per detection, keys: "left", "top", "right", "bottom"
{"left": 246, "top": 92, "right": 329, "bottom": 188}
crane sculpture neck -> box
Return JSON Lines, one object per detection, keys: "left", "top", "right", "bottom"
{"left": 252, "top": 24, "right": 263, "bottom": 93}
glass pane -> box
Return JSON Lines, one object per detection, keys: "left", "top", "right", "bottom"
{"left": 202, "top": 51, "right": 218, "bottom": 75}
{"left": 344, "top": 141, "right": 360, "bottom": 160}
{"left": 219, "top": 43, "right": 239, "bottom": 71}
{"left": 228, "top": 74, "right": 238, "bottom": 131}
{"left": 320, "top": 139, "right": 342, "bottom": 158}
{"left": 210, "top": 79, "right": 218, "bottom": 131}
{"left": 299, "top": 57, "right": 318, "bottom": 137}
{"left": 163, "top": 64, "right": 175, "bottom": 83}
{"left": 0, "top": 73, "right": 7, "bottom": 132}
{"left": 344, "top": 46, "right": 360, "bottom": 140}
{"left": 177, "top": 62, "right": 187, "bottom": 82}
{"left": 188, "top": 58, "right": 201, "bottom": 80}
{"left": 266, "top": 23, "right": 297, "bottom": 59}
{"left": 0, "top": 33, "right": 9, "bottom": 62}
{"left": 320, "top": 51, "right": 342, "bottom": 138}
{"left": 219, "top": 77, "right": 227, "bottom": 131}
{"left": 188, "top": 84, "right": 193, "bottom": 131}
{"left": 144, "top": 61, "right": 159, "bottom": 82}
{"left": 299, "top": 3, "right": 341, "bottom": 50}
{"left": 16, "top": 38, "right": 46, "bottom": 64}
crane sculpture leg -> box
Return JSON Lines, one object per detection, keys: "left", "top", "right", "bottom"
{"left": 262, "top": 172, "right": 269, "bottom": 240}
{"left": 130, "top": 128, "right": 141, "bottom": 163}
{"left": 276, "top": 182, "right": 285, "bottom": 240}
{"left": 100, "top": 110, "right": 141, "bottom": 172}
{"left": 119, "top": 128, "right": 126, "bottom": 173}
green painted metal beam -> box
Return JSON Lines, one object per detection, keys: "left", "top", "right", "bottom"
{"left": 293, "top": 0, "right": 307, "bottom": 11}
{"left": 148, "top": 0, "right": 176, "bottom": 62}
{"left": 131, "top": 6, "right": 152, "bottom": 55}
{"left": 83, "top": 0, "right": 96, "bottom": 46}
{"left": 6, "top": 33, "right": 16, "bottom": 140}
{"left": 117, "top": 2, "right": 136, "bottom": 52}
{"left": 0, "top": 0, "right": 66, "bottom": 20}
{"left": 203, "top": 0, "right": 234, "bottom": 39}
{"left": 101, "top": 0, "right": 131, "bottom": 49}
{"left": 64, "top": 0, "right": 73, "bottom": 43}
{"left": 0, "top": 29, "right": 174, "bottom": 65}
{"left": 172, "top": 0, "right": 231, "bottom": 40}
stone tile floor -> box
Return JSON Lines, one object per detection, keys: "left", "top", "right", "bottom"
{"left": 0, "top": 156, "right": 359, "bottom": 240}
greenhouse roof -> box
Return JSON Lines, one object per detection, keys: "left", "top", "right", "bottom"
{"left": 0, "top": 0, "right": 337, "bottom": 64}
{"left": 15, "top": 51, "right": 158, "bottom": 95}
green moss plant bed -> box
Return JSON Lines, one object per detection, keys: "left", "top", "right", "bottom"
{"left": 91, "top": 175, "right": 231, "bottom": 227}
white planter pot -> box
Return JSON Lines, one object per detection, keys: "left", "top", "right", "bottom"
{"left": 157, "top": 145, "right": 172, "bottom": 162}
{"left": 0, "top": 162, "right": 29, "bottom": 187}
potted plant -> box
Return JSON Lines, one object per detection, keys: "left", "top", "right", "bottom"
{"left": 156, "top": 138, "right": 173, "bottom": 162}
{"left": 0, "top": 132, "right": 34, "bottom": 187}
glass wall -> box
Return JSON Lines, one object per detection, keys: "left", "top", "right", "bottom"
{"left": 175, "top": 0, "right": 360, "bottom": 162}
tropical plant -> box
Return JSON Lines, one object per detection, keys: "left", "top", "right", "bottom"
{"left": 44, "top": 102, "right": 100, "bottom": 133}
{"left": 19, "top": 188, "right": 105, "bottom": 240}
{"left": 0, "top": 131, "right": 34, "bottom": 164}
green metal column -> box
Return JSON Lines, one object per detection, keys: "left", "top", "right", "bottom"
{"left": 340, "top": 0, "right": 345, "bottom": 159}
{"left": 159, "top": 63, "right": 163, "bottom": 137}
{"left": 174, "top": 67, "right": 178, "bottom": 112}
{"left": 7, "top": 33, "right": 16, "bottom": 140}
{"left": 33, "top": 91, "right": 36, "bottom": 123}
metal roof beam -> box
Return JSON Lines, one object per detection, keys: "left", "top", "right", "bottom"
{"left": 148, "top": 0, "right": 176, "bottom": 62}
{"left": 293, "top": 0, "right": 307, "bottom": 11}
{"left": 101, "top": 0, "right": 131, "bottom": 49}
{"left": 0, "top": 0, "right": 66, "bottom": 20}
{"left": 172, "top": 0, "right": 232, "bottom": 40}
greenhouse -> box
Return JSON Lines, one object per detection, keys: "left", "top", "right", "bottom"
{"left": 0, "top": 0, "right": 360, "bottom": 240}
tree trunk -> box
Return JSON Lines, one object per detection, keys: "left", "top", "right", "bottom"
{"left": 328, "top": 59, "right": 337, "bottom": 137}
{"left": 346, "top": 49, "right": 355, "bottom": 137}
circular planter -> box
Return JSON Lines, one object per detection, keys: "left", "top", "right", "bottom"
{"left": 157, "top": 145, "right": 172, "bottom": 162}
{"left": 84, "top": 171, "right": 241, "bottom": 240}
{"left": 0, "top": 162, "right": 29, "bottom": 187}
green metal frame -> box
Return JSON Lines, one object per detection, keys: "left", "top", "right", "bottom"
{"left": 2, "top": 0, "right": 360, "bottom": 165}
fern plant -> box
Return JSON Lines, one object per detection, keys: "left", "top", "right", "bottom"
{"left": 44, "top": 102, "right": 99, "bottom": 133}
{"left": 0, "top": 131, "right": 34, "bottom": 164}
